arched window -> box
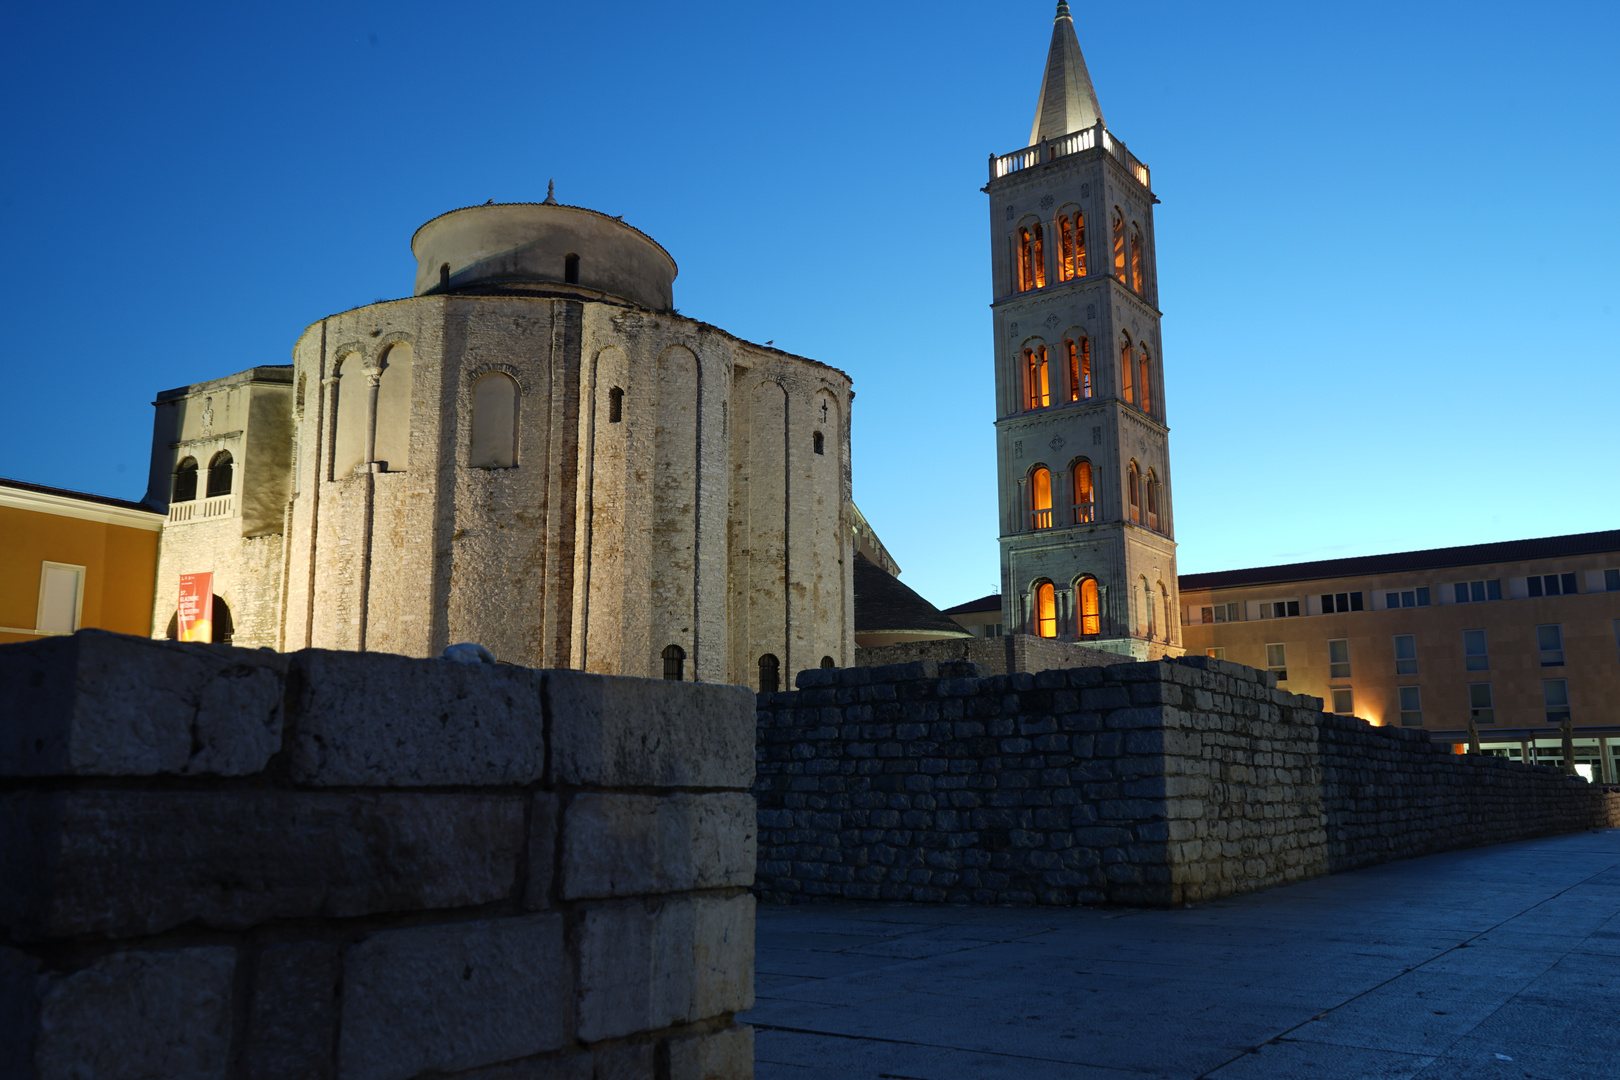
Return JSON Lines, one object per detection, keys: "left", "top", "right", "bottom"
{"left": 1142, "top": 575, "right": 1155, "bottom": 637}
{"left": 1130, "top": 224, "right": 1144, "bottom": 293}
{"left": 1072, "top": 459, "right": 1094, "bottom": 523}
{"left": 439, "top": 263, "right": 450, "bottom": 290}
{"left": 1023, "top": 347, "right": 1050, "bottom": 410}
{"left": 813, "top": 431, "right": 824, "bottom": 455}
{"left": 564, "top": 253, "right": 580, "bottom": 284}
{"left": 172, "top": 458, "right": 198, "bottom": 503}
{"left": 1128, "top": 460, "right": 1141, "bottom": 524}
{"left": 1035, "top": 581, "right": 1057, "bottom": 638}
{"left": 1078, "top": 578, "right": 1101, "bottom": 636}
{"left": 206, "top": 451, "right": 233, "bottom": 498}
{"left": 1030, "top": 466, "right": 1053, "bottom": 530}
{"left": 662, "top": 644, "right": 685, "bottom": 681}
{"left": 1057, "top": 212, "right": 1086, "bottom": 281}
{"left": 608, "top": 386, "right": 624, "bottom": 423}
{"left": 1112, "top": 209, "right": 1126, "bottom": 281}
{"left": 1067, "top": 338, "right": 1091, "bottom": 401}
{"left": 1137, "top": 347, "right": 1152, "bottom": 415}
{"left": 1119, "top": 335, "right": 1135, "bottom": 404}
{"left": 1017, "top": 224, "right": 1046, "bottom": 291}
{"left": 758, "top": 654, "right": 780, "bottom": 693}
{"left": 331, "top": 355, "right": 368, "bottom": 478}
{"left": 820, "top": 655, "right": 836, "bottom": 669}
{"left": 470, "top": 372, "right": 519, "bottom": 468}
{"left": 374, "top": 343, "right": 413, "bottom": 471}
{"left": 1159, "top": 581, "right": 1171, "bottom": 641}
{"left": 166, "top": 595, "right": 234, "bottom": 645}
{"left": 1146, "top": 469, "right": 1160, "bottom": 532}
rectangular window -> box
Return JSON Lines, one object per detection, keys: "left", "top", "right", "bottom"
{"left": 1453, "top": 580, "right": 1502, "bottom": 603}
{"left": 1384, "top": 588, "right": 1431, "bottom": 609}
{"left": 1328, "top": 638, "right": 1351, "bottom": 679}
{"left": 1207, "top": 647, "right": 1225, "bottom": 660}
{"left": 1320, "top": 592, "right": 1364, "bottom": 614}
{"left": 1398, "top": 686, "right": 1422, "bottom": 727}
{"left": 1536, "top": 624, "right": 1564, "bottom": 667}
{"left": 1393, "top": 634, "right": 1417, "bottom": 675}
{"left": 1212, "top": 602, "right": 1238, "bottom": 623}
{"left": 1200, "top": 606, "right": 1213, "bottom": 624}
{"left": 1266, "top": 643, "right": 1287, "bottom": 682}
{"left": 1463, "top": 629, "right": 1489, "bottom": 672}
{"left": 1331, "top": 688, "right": 1354, "bottom": 715}
{"left": 1606, "top": 568, "right": 1619, "bottom": 591}
{"left": 36, "top": 562, "right": 85, "bottom": 635}
{"left": 1528, "top": 573, "right": 1579, "bottom": 598}
{"left": 1260, "top": 601, "right": 1300, "bottom": 619}
{"left": 1542, "top": 679, "right": 1570, "bottom": 724}
{"left": 1467, "top": 683, "right": 1494, "bottom": 726}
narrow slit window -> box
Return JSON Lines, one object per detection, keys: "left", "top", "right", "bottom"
{"left": 1112, "top": 209, "right": 1125, "bottom": 281}
{"left": 1030, "top": 467, "right": 1053, "bottom": 530}
{"left": 662, "top": 644, "right": 685, "bottom": 681}
{"left": 1137, "top": 349, "right": 1152, "bottom": 414}
{"left": 1024, "top": 347, "right": 1049, "bottom": 409}
{"left": 607, "top": 386, "right": 624, "bottom": 423}
{"left": 1072, "top": 460, "right": 1093, "bottom": 523}
{"left": 758, "top": 654, "right": 780, "bottom": 694}
{"left": 1127, "top": 461, "right": 1140, "bottom": 524}
{"left": 564, "top": 253, "right": 580, "bottom": 284}
{"left": 813, "top": 430, "right": 825, "bottom": 455}
{"left": 1130, "top": 224, "right": 1144, "bottom": 292}
{"left": 1145, "top": 469, "right": 1160, "bottom": 531}
{"left": 1120, "top": 336, "right": 1135, "bottom": 403}
{"left": 1068, "top": 338, "right": 1091, "bottom": 400}
{"left": 1058, "top": 215, "right": 1075, "bottom": 281}
{"left": 1035, "top": 582, "right": 1057, "bottom": 638}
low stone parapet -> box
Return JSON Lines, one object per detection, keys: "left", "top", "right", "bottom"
{"left": 0, "top": 630, "right": 756, "bottom": 1080}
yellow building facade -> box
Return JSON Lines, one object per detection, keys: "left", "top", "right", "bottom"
{"left": 1180, "top": 530, "right": 1620, "bottom": 780}
{"left": 0, "top": 478, "right": 163, "bottom": 645}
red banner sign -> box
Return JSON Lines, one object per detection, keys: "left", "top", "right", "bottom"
{"left": 177, "top": 573, "right": 214, "bottom": 643}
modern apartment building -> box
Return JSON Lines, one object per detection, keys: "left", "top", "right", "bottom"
{"left": 1179, "top": 531, "right": 1620, "bottom": 780}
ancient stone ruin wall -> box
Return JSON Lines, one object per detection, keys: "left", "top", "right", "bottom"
{"left": 855, "top": 633, "right": 1122, "bottom": 676}
{"left": 755, "top": 658, "right": 1619, "bottom": 908}
{"left": 1, "top": 630, "right": 756, "bottom": 1080}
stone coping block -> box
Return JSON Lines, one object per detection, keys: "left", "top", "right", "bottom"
{"left": 339, "top": 915, "right": 569, "bottom": 1080}
{"left": 0, "top": 629, "right": 287, "bottom": 778}
{"left": 563, "top": 792, "right": 756, "bottom": 899}
{"left": 549, "top": 672, "right": 753, "bottom": 790}
{"left": 288, "top": 649, "right": 547, "bottom": 786}
{"left": 0, "top": 791, "right": 525, "bottom": 940}
{"left": 667, "top": 1025, "right": 754, "bottom": 1080}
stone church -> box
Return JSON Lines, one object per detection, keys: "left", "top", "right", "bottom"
{"left": 987, "top": 0, "right": 1182, "bottom": 659}
{"left": 145, "top": 191, "right": 855, "bottom": 685}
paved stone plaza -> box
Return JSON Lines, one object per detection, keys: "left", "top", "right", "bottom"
{"left": 744, "top": 829, "right": 1620, "bottom": 1079}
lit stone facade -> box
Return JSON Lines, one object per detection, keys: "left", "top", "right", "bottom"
{"left": 150, "top": 198, "right": 854, "bottom": 684}
{"left": 986, "top": 2, "right": 1181, "bottom": 659}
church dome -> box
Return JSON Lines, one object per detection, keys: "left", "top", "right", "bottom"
{"left": 411, "top": 195, "right": 677, "bottom": 310}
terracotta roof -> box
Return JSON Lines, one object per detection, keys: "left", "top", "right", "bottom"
{"left": 853, "top": 553, "right": 970, "bottom": 636}
{"left": 0, "top": 476, "right": 157, "bottom": 515}
{"left": 943, "top": 593, "right": 1002, "bottom": 616}
{"left": 1179, "top": 529, "right": 1620, "bottom": 591}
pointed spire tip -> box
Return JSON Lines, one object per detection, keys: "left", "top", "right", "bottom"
{"left": 542, "top": 179, "right": 558, "bottom": 206}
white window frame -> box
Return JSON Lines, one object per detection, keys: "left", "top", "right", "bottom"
{"left": 36, "top": 561, "right": 86, "bottom": 635}
{"left": 1330, "top": 688, "right": 1354, "bottom": 715}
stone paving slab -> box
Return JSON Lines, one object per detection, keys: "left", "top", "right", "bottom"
{"left": 743, "top": 829, "right": 1620, "bottom": 1080}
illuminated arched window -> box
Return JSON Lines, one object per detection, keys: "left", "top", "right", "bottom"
{"left": 172, "top": 457, "right": 198, "bottom": 503}
{"left": 1112, "top": 209, "right": 1126, "bottom": 281}
{"left": 1128, "top": 460, "right": 1141, "bottom": 524}
{"left": 1029, "top": 466, "right": 1053, "bottom": 530}
{"left": 1058, "top": 212, "right": 1085, "bottom": 281}
{"left": 1024, "top": 347, "right": 1049, "bottom": 410}
{"left": 1072, "top": 459, "right": 1094, "bottom": 523}
{"left": 206, "top": 451, "right": 233, "bottom": 498}
{"left": 758, "top": 653, "right": 780, "bottom": 693}
{"left": 1138, "top": 347, "right": 1152, "bottom": 415}
{"left": 1067, "top": 338, "right": 1091, "bottom": 401}
{"left": 1146, "top": 468, "right": 1160, "bottom": 532}
{"left": 662, "top": 644, "right": 685, "bottom": 681}
{"left": 1017, "top": 224, "right": 1046, "bottom": 291}
{"left": 1035, "top": 581, "right": 1057, "bottom": 638}
{"left": 1119, "top": 335, "right": 1135, "bottom": 404}
{"left": 1130, "top": 224, "right": 1144, "bottom": 293}
{"left": 1078, "top": 578, "right": 1100, "bottom": 636}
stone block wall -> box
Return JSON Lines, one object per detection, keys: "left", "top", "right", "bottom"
{"left": 854, "top": 633, "right": 1122, "bottom": 676}
{"left": 1, "top": 630, "right": 756, "bottom": 1080}
{"left": 755, "top": 658, "right": 1618, "bottom": 908}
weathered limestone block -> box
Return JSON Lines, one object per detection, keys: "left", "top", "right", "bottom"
{"left": 0, "top": 790, "right": 523, "bottom": 939}
{"left": 563, "top": 792, "right": 756, "bottom": 899}
{"left": 32, "top": 947, "right": 236, "bottom": 1080}
{"left": 576, "top": 895, "right": 755, "bottom": 1042}
{"left": 0, "top": 630, "right": 286, "bottom": 778}
{"left": 338, "top": 915, "right": 569, "bottom": 1080}
{"left": 666, "top": 1025, "right": 755, "bottom": 1080}
{"left": 244, "top": 943, "right": 341, "bottom": 1080}
{"left": 549, "top": 673, "right": 753, "bottom": 789}
{"left": 288, "top": 650, "right": 546, "bottom": 786}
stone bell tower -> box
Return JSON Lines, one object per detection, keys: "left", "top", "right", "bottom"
{"left": 984, "top": 0, "right": 1181, "bottom": 659}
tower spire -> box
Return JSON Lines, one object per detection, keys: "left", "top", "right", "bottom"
{"left": 1028, "top": 0, "right": 1104, "bottom": 146}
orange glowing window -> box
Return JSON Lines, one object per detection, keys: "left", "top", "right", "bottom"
{"left": 1024, "top": 347, "right": 1050, "bottom": 410}
{"left": 1058, "top": 215, "right": 1075, "bottom": 281}
{"left": 1113, "top": 209, "right": 1126, "bottom": 281}
{"left": 1146, "top": 469, "right": 1160, "bottom": 531}
{"left": 1120, "top": 336, "right": 1135, "bottom": 404}
{"left": 1130, "top": 225, "right": 1144, "bottom": 293}
{"left": 1018, "top": 225, "right": 1047, "bottom": 291}
{"left": 1073, "top": 459, "right": 1094, "bottom": 523}
{"left": 1030, "top": 467, "right": 1053, "bottom": 530}
{"left": 1067, "top": 338, "right": 1091, "bottom": 401}
{"left": 1073, "top": 213, "right": 1086, "bottom": 277}
{"left": 1079, "top": 578, "right": 1100, "bottom": 635}
{"left": 1138, "top": 349, "right": 1152, "bottom": 414}
{"left": 1036, "top": 581, "right": 1057, "bottom": 638}
{"left": 1128, "top": 460, "right": 1141, "bottom": 524}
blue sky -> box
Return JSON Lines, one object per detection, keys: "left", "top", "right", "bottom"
{"left": 2, "top": 1, "right": 1616, "bottom": 611}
